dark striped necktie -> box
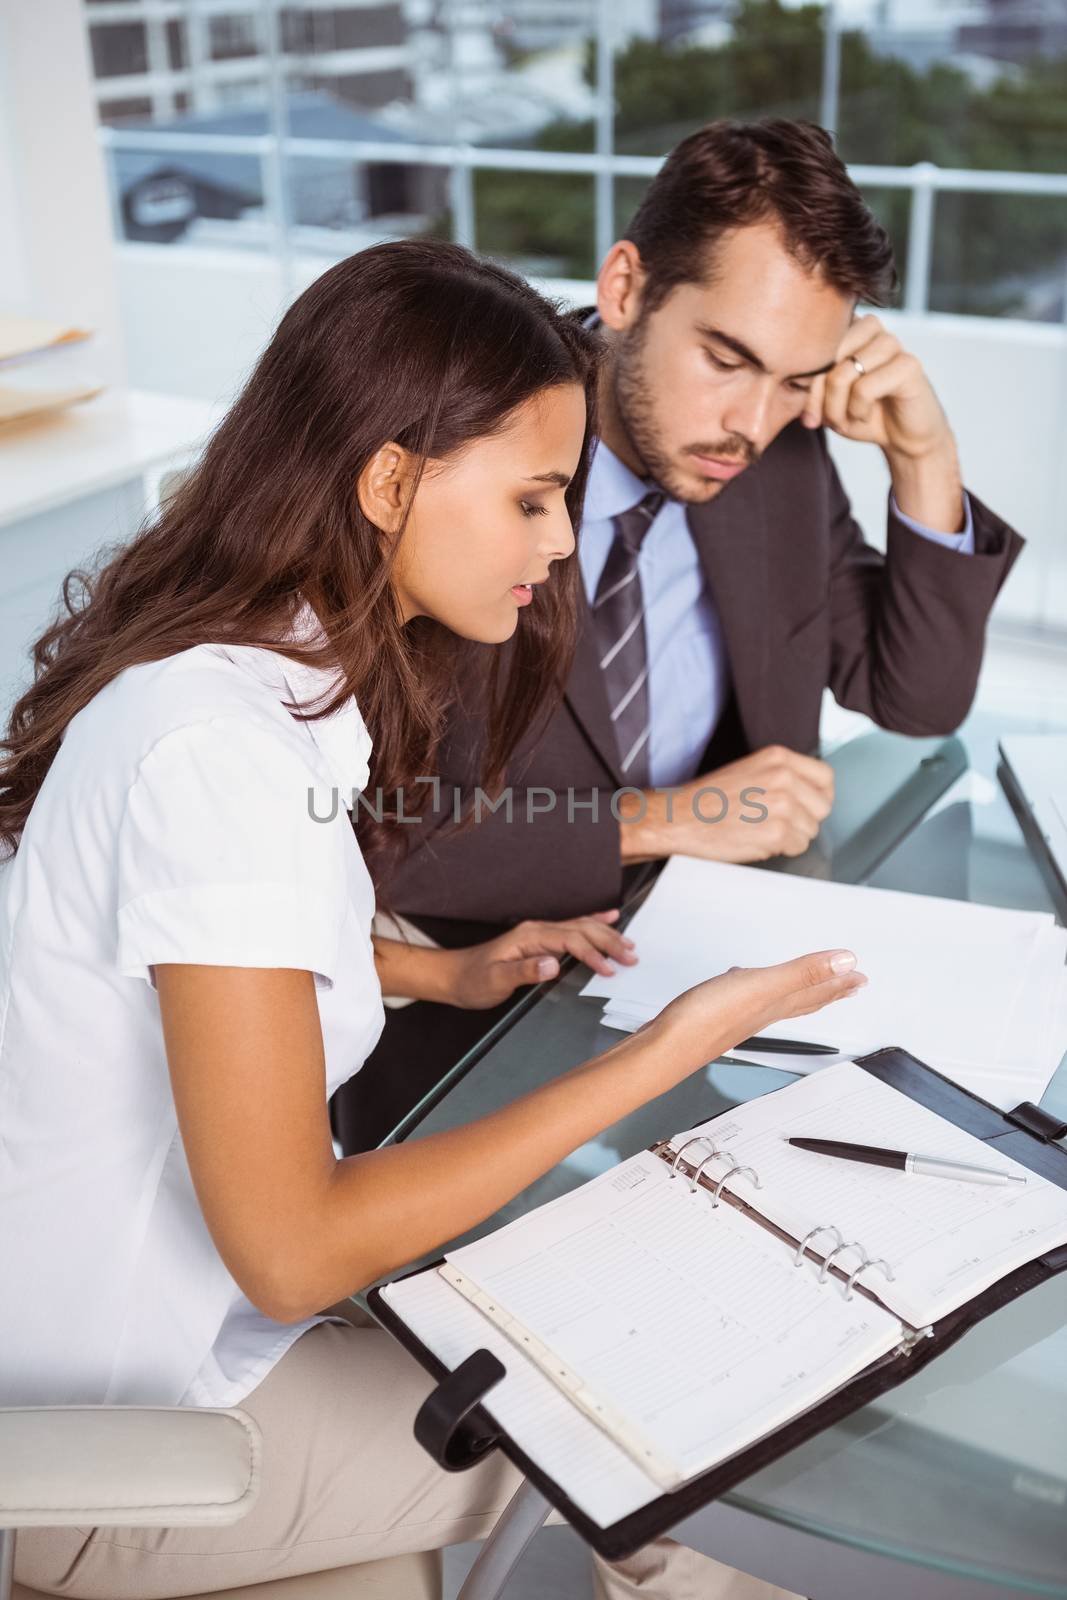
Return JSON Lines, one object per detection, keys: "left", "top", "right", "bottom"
{"left": 591, "top": 488, "right": 665, "bottom": 787}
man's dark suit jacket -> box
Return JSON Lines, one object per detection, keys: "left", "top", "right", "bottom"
{"left": 332, "top": 417, "right": 1024, "bottom": 1151}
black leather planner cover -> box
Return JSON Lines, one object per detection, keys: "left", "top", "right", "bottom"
{"left": 367, "top": 1046, "right": 1067, "bottom": 1560}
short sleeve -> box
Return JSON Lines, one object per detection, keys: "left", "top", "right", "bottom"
{"left": 116, "top": 715, "right": 350, "bottom": 989}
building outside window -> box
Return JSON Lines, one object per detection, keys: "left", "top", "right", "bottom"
{"left": 84, "top": 0, "right": 1067, "bottom": 317}
{"left": 76, "top": 0, "right": 1067, "bottom": 629}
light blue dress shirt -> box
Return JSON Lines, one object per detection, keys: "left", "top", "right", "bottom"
{"left": 579, "top": 438, "right": 976, "bottom": 789}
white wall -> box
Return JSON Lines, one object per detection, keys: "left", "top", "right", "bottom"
{"left": 114, "top": 245, "right": 293, "bottom": 412}
{"left": 826, "top": 314, "right": 1067, "bottom": 632}
{"left": 0, "top": 0, "right": 126, "bottom": 383}
{"left": 115, "top": 246, "right": 1067, "bottom": 630}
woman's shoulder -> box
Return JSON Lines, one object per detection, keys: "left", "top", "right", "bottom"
{"left": 66, "top": 643, "right": 333, "bottom": 789}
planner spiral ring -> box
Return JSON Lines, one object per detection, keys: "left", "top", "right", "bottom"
{"left": 668, "top": 1131, "right": 885, "bottom": 1287}
{"left": 670, "top": 1136, "right": 715, "bottom": 1178}
{"left": 710, "top": 1162, "right": 762, "bottom": 1207}
{"left": 689, "top": 1146, "right": 738, "bottom": 1192}
{"left": 794, "top": 1223, "right": 844, "bottom": 1267}
{"left": 792, "top": 1227, "right": 896, "bottom": 1299}
{"left": 669, "top": 1138, "right": 764, "bottom": 1206}
{"left": 686, "top": 1151, "right": 715, "bottom": 1192}
{"left": 820, "top": 1239, "right": 869, "bottom": 1284}
{"left": 844, "top": 1256, "right": 896, "bottom": 1301}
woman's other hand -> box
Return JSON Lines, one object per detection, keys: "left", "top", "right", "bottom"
{"left": 450, "top": 909, "right": 637, "bottom": 1009}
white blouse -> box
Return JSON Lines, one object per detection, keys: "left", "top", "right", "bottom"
{"left": 0, "top": 603, "right": 385, "bottom": 1408}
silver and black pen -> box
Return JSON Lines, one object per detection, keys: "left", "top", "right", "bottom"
{"left": 787, "top": 1137, "right": 1027, "bottom": 1187}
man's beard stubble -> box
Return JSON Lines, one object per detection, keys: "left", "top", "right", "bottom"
{"left": 611, "top": 316, "right": 759, "bottom": 505}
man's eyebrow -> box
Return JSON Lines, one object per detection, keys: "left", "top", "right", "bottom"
{"left": 694, "top": 323, "right": 835, "bottom": 382}
{"left": 695, "top": 323, "right": 768, "bottom": 372}
{"left": 790, "top": 359, "right": 836, "bottom": 380}
{"left": 524, "top": 471, "right": 571, "bottom": 487}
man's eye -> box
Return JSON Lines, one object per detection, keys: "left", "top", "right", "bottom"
{"left": 520, "top": 501, "right": 548, "bottom": 518}
{"left": 787, "top": 381, "right": 813, "bottom": 395}
{"left": 704, "top": 349, "right": 740, "bottom": 373}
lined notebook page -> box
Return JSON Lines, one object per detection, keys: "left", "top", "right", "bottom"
{"left": 380, "top": 1269, "right": 662, "bottom": 1527}
{"left": 438, "top": 1149, "right": 901, "bottom": 1488}
{"left": 667, "top": 1063, "right": 1067, "bottom": 1329}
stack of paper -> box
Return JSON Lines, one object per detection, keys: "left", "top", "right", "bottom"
{"left": 582, "top": 857, "right": 1067, "bottom": 1110}
{"left": 0, "top": 316, "right": 102, "bottom": 425}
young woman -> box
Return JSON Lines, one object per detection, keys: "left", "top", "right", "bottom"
{"left": 0, "top": 239, "right": 865, "bottom": 1599}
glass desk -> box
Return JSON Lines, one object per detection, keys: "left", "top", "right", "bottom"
{"left": 378, "top": 705, "right": 1067, "bottom": 1597}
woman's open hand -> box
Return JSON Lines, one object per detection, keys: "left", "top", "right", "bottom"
{"left": 647, "top": 949, "right": 867, "bottom": 1073}
{"left": 450, "top": 909, "right": 637, "bottom": 1010}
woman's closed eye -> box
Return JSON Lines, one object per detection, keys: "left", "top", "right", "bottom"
{"left": 520, "top": 501, "right": 548, "bottom": 518}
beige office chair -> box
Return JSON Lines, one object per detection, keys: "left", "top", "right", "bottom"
{"left": 0, "top": 1406, "right": 439, "bottom": 1600}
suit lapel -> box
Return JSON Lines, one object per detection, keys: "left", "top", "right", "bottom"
{"left": 686, "top": 466, "right": 770, "bottom": 753}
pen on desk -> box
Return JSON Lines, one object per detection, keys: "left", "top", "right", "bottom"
{"left": 736, "top": 1037, "right": 839, "bottom": 1056}
{"left": 787, "top": 1137, "right": 1027, "bottom": 1186}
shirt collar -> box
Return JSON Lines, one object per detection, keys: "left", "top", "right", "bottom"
{"left": 584, "top": 436, "right": 659, "bottom": 526}
{"left": 276, "top": 599, "right": 374, "bottom": 808}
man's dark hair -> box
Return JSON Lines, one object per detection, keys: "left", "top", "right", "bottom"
{"left": 625, "top": 118, "right": 897, "bottom": 315}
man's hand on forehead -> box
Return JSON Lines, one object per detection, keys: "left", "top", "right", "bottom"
{"left": 799, "top": 314, "right": 952, "bottom": 462}
{"left": 801, "top": 313, "right": 965, "bottom": 536}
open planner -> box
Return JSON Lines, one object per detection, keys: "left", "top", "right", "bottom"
{"left": 369, "top": 1050, "right": 1067, "bottom": 1559}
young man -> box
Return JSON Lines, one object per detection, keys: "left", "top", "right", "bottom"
{"left": 336, "top": 118, "right": 1023, "bottom": 1151}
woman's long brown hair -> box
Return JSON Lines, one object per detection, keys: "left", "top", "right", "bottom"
{"left": 0, "top": 239, "right": 601, "bottom": 887}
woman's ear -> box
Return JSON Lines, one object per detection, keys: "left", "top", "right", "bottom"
{"left": 356, "top": 443, "right": 416, "bottom": 537}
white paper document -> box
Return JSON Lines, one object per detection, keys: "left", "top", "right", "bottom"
{"left": 582, "top": 857, "right": 1067, "bottom": 1108}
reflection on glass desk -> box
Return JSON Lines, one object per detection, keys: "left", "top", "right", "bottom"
{"left": 377, "top": 705, "right": 1067, "bottom": 1595}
